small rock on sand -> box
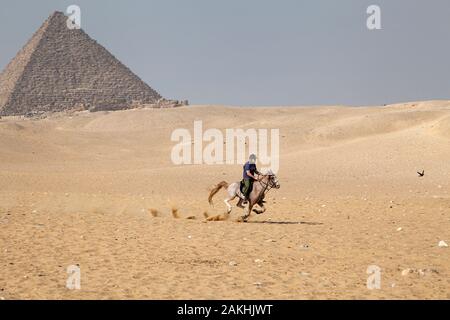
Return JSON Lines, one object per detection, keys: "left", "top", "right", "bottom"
{"left": 438, "top": 240, "right": 448, "bottom": 247}
{"left": 401, "top": 268, "right": 439, "bottom": 276}
{"left": 229, "top": 261, "right": 238, "bottom": 266}
{"left": 401, "top": 268, "right": 413, "bottom": 276}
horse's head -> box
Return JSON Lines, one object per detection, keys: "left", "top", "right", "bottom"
{"left": 265, "top": 170, "right": 280, "bottom": 189}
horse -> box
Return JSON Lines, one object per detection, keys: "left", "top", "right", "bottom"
{"left": 208, "top": 171, "right": 280, "bottom": 222}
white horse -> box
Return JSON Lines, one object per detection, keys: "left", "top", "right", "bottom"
{"left": 208, "top": 171, "right": 280, "bottom": 221}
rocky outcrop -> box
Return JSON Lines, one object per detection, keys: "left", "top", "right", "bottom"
{"left": 154, "top": 98, "right": 189, "bottom": 108}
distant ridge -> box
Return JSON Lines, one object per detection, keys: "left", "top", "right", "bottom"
{"left": 0, "top": 11, "right": 162, "bottom": 116}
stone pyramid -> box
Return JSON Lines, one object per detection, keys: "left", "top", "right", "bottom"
{"left": 0, "top": 11, "right": 162, "bottom": 116}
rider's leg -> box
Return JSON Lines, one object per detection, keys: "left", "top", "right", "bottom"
{"left": 240, "top": 179, "right": 251, "bottom": 204}
{"left": 242, "top": 179, "right": 251, "bottom": 198}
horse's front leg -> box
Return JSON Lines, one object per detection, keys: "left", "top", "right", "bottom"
{"left": 252, "top": 202, "right": 266, "bottom": 215}
{"left": 241, "top": 203, "right": 253, "bottom": 222}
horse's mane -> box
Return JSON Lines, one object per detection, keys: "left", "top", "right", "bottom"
{"left": 262, "top": 168, "right": 274, "bottom": 176}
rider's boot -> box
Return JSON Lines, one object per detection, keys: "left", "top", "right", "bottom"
{"left": 236, "top": 190, "right": 248, "bottom": 208}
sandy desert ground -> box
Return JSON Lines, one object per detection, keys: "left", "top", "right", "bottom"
{"left": 0, "top": 101, "right": 449, "bottom": 299}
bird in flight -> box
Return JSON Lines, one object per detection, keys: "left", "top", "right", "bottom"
{"left": 417, "top": 170, "right": 425, "bottom": 177}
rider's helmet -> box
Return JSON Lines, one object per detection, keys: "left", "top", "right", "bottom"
{"left": 249, "top": 154, "right": 257, "bottom": 164}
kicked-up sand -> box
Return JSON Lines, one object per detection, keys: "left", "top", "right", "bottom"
{"left": 0, "top": 101, "right": 449, "bottom": 299}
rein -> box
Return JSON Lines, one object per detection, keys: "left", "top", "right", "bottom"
{"left": 256, "top": 175, "right": 275, "bottom": 196}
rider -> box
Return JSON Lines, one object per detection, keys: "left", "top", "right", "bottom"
{"left": 238, "top": 154, "right": 261, "bottom": 205}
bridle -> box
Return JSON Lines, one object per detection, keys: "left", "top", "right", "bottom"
{"left": 257, "top": 174, "right": 277, "bottom": 193}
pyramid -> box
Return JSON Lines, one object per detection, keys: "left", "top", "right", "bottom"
{"left": 0, "top": 11, "right": 162, "bottom": 116}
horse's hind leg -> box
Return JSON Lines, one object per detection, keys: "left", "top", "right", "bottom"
{"left": 224, "top": 197, "right": 233, "bottom": 215}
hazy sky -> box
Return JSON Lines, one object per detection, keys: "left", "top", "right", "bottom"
{"left": 1, "top": 0, "right": 450, "bottom": 106}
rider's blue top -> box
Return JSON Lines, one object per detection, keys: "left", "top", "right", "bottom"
{"left": 243, "top": 161, "right": 257, "bottom": 180}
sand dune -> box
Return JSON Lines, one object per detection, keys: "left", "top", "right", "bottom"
{"left": 0, "top": 101, "right": 449, "bottom": 299}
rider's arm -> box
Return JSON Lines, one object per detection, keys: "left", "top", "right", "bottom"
{"left": 246, "top": 170, "right": 258, "bottom": 180}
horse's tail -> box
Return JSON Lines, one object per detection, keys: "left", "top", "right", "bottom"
{"left": 208, "top": 181, "right": 229, "bottom": 206}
